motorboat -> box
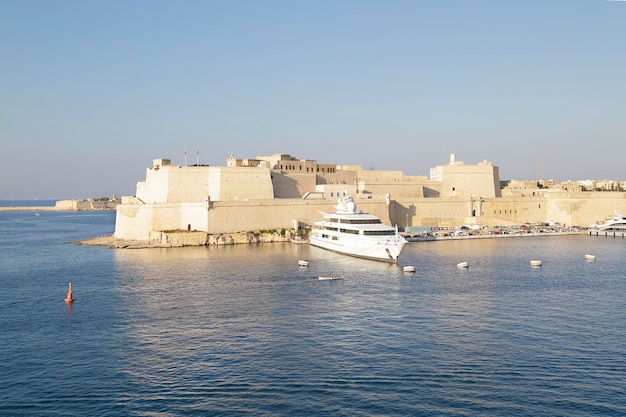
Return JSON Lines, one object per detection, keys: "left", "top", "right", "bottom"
{"left": 456, "top": 261, "right": 469, "bottom": 269}
{"left": 298, "top": 260, "right": 309, "bottom": 267}
{"left": 403, "top": 265, "right": 415, "bottom": 273}
{"left": 530, "top": 260, "right": 542, "bottom": 267}
{"left": 585, "top": 254, "right": 596, "bottom": 261}
{"left": 310, "top": 193, "right": 407, "bottom": 263}
{"left": 319, "top": 272, "right": 344, "bottom": 280}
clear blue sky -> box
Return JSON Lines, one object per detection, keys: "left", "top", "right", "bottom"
{"left": 1, "top": 0, "right": 624, "bottom": 199}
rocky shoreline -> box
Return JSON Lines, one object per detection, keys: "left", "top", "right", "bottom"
{"left": 75, "top": 228, "right": 587, "bottom": 250}
{"left": 75, "top": 230, "right": 297, "bottom": 249}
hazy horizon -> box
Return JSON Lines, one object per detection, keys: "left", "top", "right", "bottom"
{"left": 2, "top": 1, "right": 625, "bottom": 199}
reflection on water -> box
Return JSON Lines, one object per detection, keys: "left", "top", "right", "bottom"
{"left": 103, "top": 236, "right": 626, "bottom": 415}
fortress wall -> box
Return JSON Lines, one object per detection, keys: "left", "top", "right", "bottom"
{"left": 206, "top": 198, "right": 395, "bottom": 234}
{"left": 115, "top": 190, "right": 626, "bottom": 240}
{"left": 136, "top": 166, "right": 171, "bottom": 203}
{"left": 207, "top": 167, "right": 222, "bottom": 201}
{"left": 440, "top": 166, "right": 501, "bottom": 198}
{"left": 481, "top": 198, "right": 548, "bottom": 225}
{"left": 166, "top": 167, "right": 211, "bottom": 203}
{"left": 115, "top": 204, "right": 155, "bottom": 240}
{"left": 357, "top": 170, "right": 405, "bottom": 181}
{"left": 115, "top": 203, "right": 209, "bottom": 240}
{"left": 271, "top": 172, "right": 317, "bottom": 198}
{"left": 207, "top": 199, "right": 337, "bottom": 234}
{"left": 55, "top": 200, "right": 78, "bottom": 210}
{"left": 217, "top": 167, "right": 275, "bottom": 201}
{"left": 360, "top": 182, "right": 425, "bottom": 198}
{"left": 316, "top": 169, "right": 357, "bottom": 186}
{"left": 547, "top": 192, "right": 626, "bottom": 226}
{"left": 393, "top": 198, "right": 473, "bottom": 228}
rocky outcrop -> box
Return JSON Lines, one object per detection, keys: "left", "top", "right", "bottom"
{"left": 76, "top": 229, "right": 296, "bottom": 248}
{"left": 207, "top": 230, "right": 293, "bottom": 245}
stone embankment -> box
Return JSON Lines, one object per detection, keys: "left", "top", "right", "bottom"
{"left": 76, "top": 229, "right": 298, "bottom": 249}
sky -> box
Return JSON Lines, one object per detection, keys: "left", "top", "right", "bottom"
{"left": 1, "top": 0, "right": 625, "bottom": 199}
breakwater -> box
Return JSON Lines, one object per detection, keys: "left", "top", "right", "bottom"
{"left": 0, "top": 206, "right": 58, "bottom": 212}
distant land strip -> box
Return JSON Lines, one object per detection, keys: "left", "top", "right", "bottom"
{"left": 0, "top": 206, "right": 59, "bottom": 212}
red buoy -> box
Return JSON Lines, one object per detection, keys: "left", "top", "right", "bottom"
{"left": 64, "top": 282, "right": 74, "bottom": 303}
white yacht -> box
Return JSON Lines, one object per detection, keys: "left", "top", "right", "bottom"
{"left": 591, "top": 207, "right": 626, "bottom": 233}
{"left": 310, "top": 194, "right": 407, "bottom": 263}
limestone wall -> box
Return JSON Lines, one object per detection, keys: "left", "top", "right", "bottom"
{"left": 430, "top": 157, "right": 501, "bottom": 198}
{"left": 135, "top": 164, "right": 275, "bottom": 204}
{"left": 271, "top": 172, "right": 317, "bottom": 198}
{"left": 215, "top": 167, "right": 275, "bottom": 201}
{"left": 114, "top": 192, "right": 626, "bottom": 240}
{"left": 114, "top": 202, "right": 208, "bottom": 240}
{"left": 55, "top": 199, "right": 119, "bottom": 211}
{"left": 360, "top": 181, "right": 425, "bottom": 198}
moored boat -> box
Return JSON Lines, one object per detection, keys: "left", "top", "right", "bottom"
{"left": 319, "top": 272, "right": 344, "bottom": 280}
{"left": 310, "top": 193, "right": 407, "bottom": 263}
{"left": 591, "top": 207, "right": 626, "bottom": 233}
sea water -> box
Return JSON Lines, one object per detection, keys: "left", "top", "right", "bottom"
{"left": 1, "top": 210, "right": 625, "bottom": 416}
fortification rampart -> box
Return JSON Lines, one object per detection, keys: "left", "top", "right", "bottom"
{"left": 114, "top": 192, "right": 626, "bottom": 241}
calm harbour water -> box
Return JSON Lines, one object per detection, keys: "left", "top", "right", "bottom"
{"left": 1, "top": 210, "right": 625, "bottom": 416}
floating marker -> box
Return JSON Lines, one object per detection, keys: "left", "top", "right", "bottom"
{"left": 64, "top": 282, "right": 74, "bottom": 303}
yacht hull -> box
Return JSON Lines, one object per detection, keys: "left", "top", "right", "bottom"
{"left": 310, "top": 235, "right": 406, "bottom": 263}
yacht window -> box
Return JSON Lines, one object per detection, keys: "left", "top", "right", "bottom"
{"left": 364, "top": 230, "right": 395, "bottom": 236}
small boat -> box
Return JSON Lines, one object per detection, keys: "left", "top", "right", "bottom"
{"left": 585, "top": 254, "right": 596, "bottom": 261}
{"left": 457, "top": 261, "right": 469, "bottom": 269}
{"left": 530, "top": 260, "right": 542, "bottom": 267}
{"left": 403, "top": 265, "right": 415, "bottom": 273}
{"left": 291, "top": 236, "right": 309, "bottom": 244}
{"left": 319, "top": 272, "right": 344, "bottom": 280}
{"left": 298, "top": 260, "right": 309, "bottom": 267}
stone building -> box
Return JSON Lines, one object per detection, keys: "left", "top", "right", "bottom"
{"left": 113, "top": 153, "right": 625, "bottom": 241}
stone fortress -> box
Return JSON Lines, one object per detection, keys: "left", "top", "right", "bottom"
{"left": 113, "top": 153, "right": 625, "bottom": 242}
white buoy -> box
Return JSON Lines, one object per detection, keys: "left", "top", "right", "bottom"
{"left": 530, "top": 260, "right": 542, "bottom": 267}
{"left": 585, "top": 254, "right": 596, "bottom": 261}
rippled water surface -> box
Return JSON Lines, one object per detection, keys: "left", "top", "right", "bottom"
{"left": 1, "top": 211, "right": 625, "bottom": 416}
